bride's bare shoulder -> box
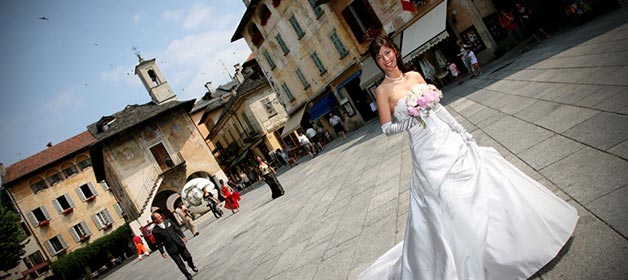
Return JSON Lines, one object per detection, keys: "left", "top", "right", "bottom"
{"left": 405, "top": 71, "right": 426, "bottom": 83}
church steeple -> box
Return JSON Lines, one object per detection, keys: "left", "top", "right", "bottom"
{"left": 133, "top": 50, "right": 176, "bottom": 104}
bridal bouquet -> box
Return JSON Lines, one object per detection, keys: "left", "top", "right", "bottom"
{"left": 406, "top": 83, "right": 442, "bottom": 118}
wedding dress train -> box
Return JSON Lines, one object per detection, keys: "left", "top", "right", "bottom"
{"left": 358, "top": 95, "right": 578, "bottom": 280}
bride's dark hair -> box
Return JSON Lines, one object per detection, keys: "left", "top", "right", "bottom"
{"left": 368, "top": 34, "right": 410, "bottom": 73}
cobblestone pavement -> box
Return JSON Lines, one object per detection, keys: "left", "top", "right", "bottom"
{"left": 104, "top": 7, "right": 628, "bottom": 280}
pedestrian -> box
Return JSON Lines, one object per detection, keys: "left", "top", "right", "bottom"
{"left": 499, "top": 8, "right": 529, "bottom": 53}
{"left": 256, "top": 155, "right": 285, "bottom": 199}
{"left": 238, "top": 169, "right": 250, "bottom": 187}
{"left": 297, "top": 132, "right": 317, "bottom": 158}
{"left": 456, "top": 40, "right": 473, "bottom": 73}
{"left": 515, "top": 1, "right": 550, "bottom": 43}
{"left": 329, "top": 112, "right": 346, "bottom": 139}
{"left": 150, "top": 211, "right": 198, "bottom": 280}
{"left": 220, "top": 179, "right": 240, "bottom": 214}
{"left": 203, "top": 188, "right": 223, "bottom": 218}
{"left": 132, "top": 233, "right": 151, "bottom": 260}
{"left": 173, "top": 201, "right": 199, "bottom": 236}
{"left": 306, "top": 126, "right": 323, "bottom": 152}
{"left": 466, "top": 48, "right": 481, "bottom": 77}
{"left": 358, "top": 34, "right": 577, "bottom": 280}
{"left": 277, "top": 148, "right": 296, "bottom": 167}
{"left": 447, "top": 61, "right": 463, "bottom": 85}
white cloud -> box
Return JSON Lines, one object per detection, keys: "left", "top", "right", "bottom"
{"left": 183, "top": 4, "right": 212, "bottom": 30}
{"left": 160, "top": 29, "right": 251, "bottom": 101}
{"left": 132, "top": 10, "right": 144, "bottom": 23}
{"left": 100, "top": 66, "right": 139, "bottom": 87}
{"left": 162, "top": 9, "right": 182, "bottom": 22}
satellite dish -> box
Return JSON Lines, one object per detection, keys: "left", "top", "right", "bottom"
{"left": 182, "top": 178, "right": 215, "bottom": 207}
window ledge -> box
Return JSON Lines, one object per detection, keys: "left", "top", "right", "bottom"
{"left": 38, "top": 219, "right": 50, "bottom": 227}
{"left": 62, "top": 208, "right": 74, "bottom": 215}
{"left": 85, "top": 196, "right": 96, "bottom": 202}
{"left": 102, "top": 223, "right": 113, "bottom": 231}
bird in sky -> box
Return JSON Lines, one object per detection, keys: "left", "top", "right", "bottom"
{"left": 38, "top": 17, "right": 49, "bottom": 20}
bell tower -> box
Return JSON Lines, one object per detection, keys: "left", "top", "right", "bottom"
{"left": 133, "top": 51, "right": 176, "bottom": 104}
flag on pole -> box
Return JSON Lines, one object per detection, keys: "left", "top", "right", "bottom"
{"left": 401, "top": 0, "right": 415, "bottom": 13}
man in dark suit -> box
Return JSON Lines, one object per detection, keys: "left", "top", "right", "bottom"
{"left": 151, "top": 211, "right": 198, "bottom": 280}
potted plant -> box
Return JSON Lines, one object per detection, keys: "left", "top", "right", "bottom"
{"left": 38, "top": 219, "right": 50, "bottom": 227}
{"left": 79, "top": 234, "right": 91, "bottom": 242}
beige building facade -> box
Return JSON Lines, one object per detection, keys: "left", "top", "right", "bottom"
{"left": 2, "top": 132, "right": 124, "bottom": 279}
{"left": 202, "top": 57, "right": 288, "bottom": 176}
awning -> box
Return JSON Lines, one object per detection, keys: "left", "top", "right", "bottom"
{"left": 280, "top": 106, "right": 306, "bottom": 138}
{"left": 308, "top": 94, "right": 339, "bottom": 121}
{"left": 359, "top": 57, "right": 383, "bottom": 89}
{"left": 400, "top": 0, "right": 448, "bottom": 59}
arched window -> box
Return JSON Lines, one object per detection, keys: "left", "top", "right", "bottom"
{"left": 61, "top": 162, "right": 78, "bottom": 178}
{"left": 249, "top": 24, "right": 264, "bottom": 47}
{"left": 29, "top": 177, "right": 48, "bottom": 194}
{"left": 147, "top": 69, "right": 160, "bottom": 86}
{"left": 259, "top": 4, "right": 272, "bottom": 26}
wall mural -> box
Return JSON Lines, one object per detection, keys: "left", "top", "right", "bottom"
{"left": 111, "top": 135, "right": 146, "bottom": 169}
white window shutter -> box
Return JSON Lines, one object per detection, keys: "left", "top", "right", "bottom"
{"left": 28, "top": 211, "right": 39, "bottom": 227}
{"left": 82, "top": 221, "right": 92, "bottom": 235}
{"left": 52, "top": 199, "right": 62, "bottom": 214}
{"left": 44, "top": 240, "right": 55, "bottom": 255}
{"left": 92, "top": 214, "right": 103, "bottom": 230}
{"left": 76, "top": 187, "right": 86, "bottom": 202}
{"left": 104, "top": 209, "right": 113, "bottom": 223}
{"left": 113, "top": 203, "right": 124, "bottom": 218}
{"left": 69, "top": 226, "right": 80, "bottom": 242}
{"left": 88, "top": 182, "right": 98, "bottom": 197}
{"left": 66, "top": 193, "right": 76, "bottom": 208}
{"left": 58, "top": 234, "right": 68, "bottom": 249}
{"left": 41, "top": 206, "right": 51, "bottom": 220}
{"left": 99, "top": 181, "right": 110, "bottom": 191}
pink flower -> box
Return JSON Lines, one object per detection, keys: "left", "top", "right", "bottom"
{"left": 417, "top": 96, "right": 427, "bottom": 108}
{"left": 408, "top": 106, "right": 420, "bottom": 117}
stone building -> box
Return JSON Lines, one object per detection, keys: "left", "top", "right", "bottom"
{"left": 87, "top": 57, "right": 224, "bottom": 235}
{"left": 201, "top": 55, "right": 288, "bottom": 175}
{"left": 1, "top": 131, "right": 124, "bottom": 279}
{"left": 232, "top": 0, "right": 380, "bottom": 145}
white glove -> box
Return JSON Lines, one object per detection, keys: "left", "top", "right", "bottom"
{"left": 433, "top": 104, "right": 474, "bottom": 142}
{"left": 381, "top": 117, "right": 420, "bottom": 136}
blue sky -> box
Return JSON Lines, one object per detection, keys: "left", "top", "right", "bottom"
{"left": 0, "top": 1, "right": 251, "bottom": 166}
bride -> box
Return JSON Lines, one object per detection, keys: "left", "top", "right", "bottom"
{"left": 358, "top": 35, "right": 578, "bottom": 280}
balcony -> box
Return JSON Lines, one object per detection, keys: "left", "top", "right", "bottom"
{"left": 79, "top": 234, "right": 91, "bottom": 242}
{"left": 61, "top": 207, "right": 73, "bottom": 215}
{"left": 22, "top": 262, "right": 49, "bottom": 277}
{"left": 102, "top": 222, "right": 113, "bottom": 231}
{"left": 38, "top": 219, "right": 49, "bottom": 227}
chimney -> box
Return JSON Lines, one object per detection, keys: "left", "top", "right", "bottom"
{"left": 234, "top": 63, "right": 244, "bottom": 84}
{"left": 47, "top": 142, "right": 53, "bottom": 148}
{"left": 204, "top": 82, "right": 214, "bottom": 95}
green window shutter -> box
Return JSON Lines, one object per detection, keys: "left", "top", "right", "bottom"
{"left": 311, "top": 52, "right": 327, "bottom": 74}
{"left": 276, "top": 34, "right": 289, "bottom": 55}
{"left": 289, "top": 15, "right": 305, "bottom": 39}
{"left": 263, "top": 51, "right": 276, "bottom": 70}
{"left": 281, "top": 83, "right": 295, "bottom": 101}
{"left": 295, "top": 68, "right": 310, "bottom": 88}
{"left": 330, "top": 33, "right": 348, "bottom": 58}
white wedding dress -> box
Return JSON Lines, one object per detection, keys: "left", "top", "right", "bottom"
{"left": 358, "top": 95, "right": 578, "bottom": 280}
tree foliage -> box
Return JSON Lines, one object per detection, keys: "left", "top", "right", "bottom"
{"left": 0, "top": 205, "right": 27, "bottom": 272}
{"left": 51, "top": 224, "right": 134, "bottom": 280}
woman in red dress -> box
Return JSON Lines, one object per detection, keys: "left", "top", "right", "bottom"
{"left": 220, "top": 179, "right": 240, "bottom": 213}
